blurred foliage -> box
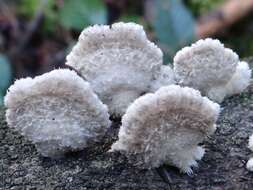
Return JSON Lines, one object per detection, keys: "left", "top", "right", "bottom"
{"left": 0, "top": 54, "right": 12, "bottom": 105}
{"left": 17, "top": 0, "right": 106, "bottom": 32}
{"left": 2, "top": 0, "right": 253, "bottom": 70}
{"left": 18, "top": 0, "right": 40, "bottom": 17}
{"left": 18, "top": 0, "right": 57, "bottom": 32}
{"left": 185, "top": 0, "right": 225, "bottom": 16}
{"left": 151, "top": 0, "right": 195, "bottom": 63}
{"left": 58, "top": 0, "right": 106, "bottom": 30}
{"left": 7, "top": 0, "right": 253, "bottom": 61}
{"left": 118, "top": 14, "right": 142, "bottom": 24}
{"left": 221, "top": 13, "right": 253, "bottom": 58}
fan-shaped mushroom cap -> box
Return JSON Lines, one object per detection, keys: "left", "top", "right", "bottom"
{"left": 111, "top": 85, "right": 220, "bottom": 174}
{"left": 66, "top": 22, "right": 163, "bottom": 116}
{"left": 4, "top": 69, "right": 111, "bottom": 158}
{"left": 173, "top": 38, "right": 250, "bottom": 102}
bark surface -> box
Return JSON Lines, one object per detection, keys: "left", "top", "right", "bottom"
{"left": 1, "top": 75, "right": 253, "bottom": 190}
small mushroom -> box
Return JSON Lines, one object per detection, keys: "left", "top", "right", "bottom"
{"left": 110, "top": 85, "right": 220, "bottom": 174}
{"left": 4, "top": 69, "right": 111, "bottom": 158}
{"left": 173, "top": 38, "right": 251, "bottom": 102}
{"left": 247, "top": 134, "right": 253, "bottom": 171}
{"left": 65, "top": 22, "right": 164, "bottom": 116}
{"left": 246, "top": 158, "right": 253, "bottom": 172}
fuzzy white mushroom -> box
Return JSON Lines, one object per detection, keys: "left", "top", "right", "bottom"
{"left": 173, "top": 38, "right": 251, "bottom": 102}
{"left": 4, "top": 69, "right": 111, "bottom": 158}
{"left": 65, "top": 22, "right": 164, "bottom": 116}
{"left": 246, "top": 158, "right": 253, "bottom": 172}
{"left": 247, "top": 134, "right": 253, "bottom": 171}
{"left": 224, "top": 61, "right": 251, "bottom": 96}
{"left": 111, "top": 85, "right": 220, "bottom": 174}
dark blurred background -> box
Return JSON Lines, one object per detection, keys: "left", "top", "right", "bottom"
{"left": 1, "top": 0, "right": 253, "bottom": 104}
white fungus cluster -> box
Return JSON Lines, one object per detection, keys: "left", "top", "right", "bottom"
{"left": 66, "top": 22, "right": 174, "bottom": 116}
{"left": 246, "top": 135, "right": 253, "bottom": 171}
{"left": 4, "top": 22, "right": 251, "bottom": 176}
{"left": 111, "top": 85, "right": 220, "bottom": 174}
{"left": 173, "top": 38, "right": 251, "bottom": 102}
{"left": 4, "top": 69, "right": 111, "bottom": 158}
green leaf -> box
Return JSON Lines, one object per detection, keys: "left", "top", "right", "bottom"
{"left": 186, "top": 0, "right": 225, "bottom": 16}
{"left": 118, "top": 15, "right": 142, "bottom": 24}
{"left": 150, "top": 0, "right": 196, "bottom": 62}
{"left": 18, "top": 0, "right": 40, "bottom": 18}
{"left": 0, "top": 54, "right": 12, "bottom": 105}
{"left": 58, "top": 0, "right": 106, "bottom": 30}
{"left": 17, "top": 0, "right": 58, "bottom": 33}
{"left": 42, "top": 0, "right": 59, "bottom": 33}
